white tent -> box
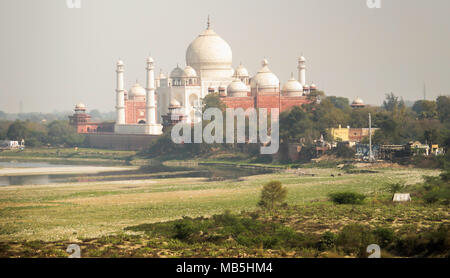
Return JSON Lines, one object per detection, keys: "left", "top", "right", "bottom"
{"left": 393, "top": 193, "right": 411, "bottom": 202}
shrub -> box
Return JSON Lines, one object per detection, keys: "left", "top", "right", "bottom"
{"left": 173, "top": 217, "right": 202, "bottom": 241}
{"left": 385, "top": 182, "right": 406, "bottom": 195}
{"left": 336, "top": 224, "right": 376, "bottom": 257}
{"left": 394, "top": 225, "right": 450, "bottom": 257}
{"left": 373, "top": 227, "right": 396, "bottom": 248}
{"left": 258, "top": 181, "right": 288, "bottom": 211}
{"left": 335, "top": 143, "right": 356, "bottom": 159}
{"left": 329, "top": 192, "right": 366, "bottom": 205}
{"left": 317, "top": 231, "right": 337, "bottom": 251}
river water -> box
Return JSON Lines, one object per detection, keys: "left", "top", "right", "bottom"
{"left": 0, "top": 161, "right": 271, "bottom": 186}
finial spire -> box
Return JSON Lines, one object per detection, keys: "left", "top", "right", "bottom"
{"left": 207, "top": 15, "right": 211, "bottom": 29}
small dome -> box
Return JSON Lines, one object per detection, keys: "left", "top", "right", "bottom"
{"left": 117, "top": 60, "right": 124, "bottom": 66}
{"left": 282, "top": 75, "right": 303, "bottom": 94}
{"left": 170, "top": 66, "right": 184, "bottom": 78}
{"left": 233, "top": 63, "right": 249, "bottom": 77}
{"left": 146, "top": 56, "right": 154, "bottom": 63}
{"left": 227, "top": 79, "right": 249, "bottom": 97}
{"left": 352, "top": 97, "right": 364, "bottom": 105}
{"left": 158, "top": 70, "right": 167, "bottom": 79}
{"left": 250, "top": 59, "right": 280, "bottom": 89}
{"left": 299, "top": 56, "right": 306, "bottom": 62}
{"left": 129, "top": 82, "right": 146, "bottom": 97}
{"left": 75, "top": 103, "right": 86, "bottom": 110}
{"left": 310, "top": 83, "right": 317, "bottom": 89}
{"left": 303, "top": 85, "right": 310, "bottom": 90}
{"left": 183, "top": 66, "right": 197, "bottom": 78}
{"left": 169, "top": 99, "right": 181, "bottom": 107}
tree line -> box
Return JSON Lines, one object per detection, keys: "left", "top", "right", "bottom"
{"left": 0, "top": 120, "right": 84, "bottom": 147}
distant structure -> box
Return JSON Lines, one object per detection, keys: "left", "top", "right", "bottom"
{"left": 69, "top": 103, "right": 114, "bottom": 133}
{"left": 393, "top": 193, "right": 411, "bottom": 202}
{"left": 351, "top": 97, "right": 366, "bottom": 108}
{"left": 329, "top": 124, "right": 379, "bottom": 144}
{"left": 69, "top": 16, "right": 323, "bottom": 150}
{"left": 111, "top": 17, "right": 317, "bottom": 135}
{"left": 0, "top": 139, "right": 25, "bottom": 150}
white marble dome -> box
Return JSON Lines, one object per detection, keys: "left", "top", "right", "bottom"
{"left": 129, "top": 82, "right": 146, "bottom": 97}
{"left": 352, "top": 97, "right": 364, "bottom": 105}
{"left": 282, "top": 75, "right": 303, "bottom": 96}
{"left": 227, "top": 79, "right": 248, "bottom": 97}
{"left": 75, "top": 103, "right": 86, "bottom": 110}
{"left": 186, "top": 24, "right": 233, "bottom": 78}
{"left": 250, "top": 59, "right": 280, "bottom": 89}
{"left": 170, "top": 66, "right": 184, "bottom": 78}
{"left": 183, "top": 66, "right": 197, "bottom": 77}
{"left": 233, "top": 63, "right": 249, "bottom": 77}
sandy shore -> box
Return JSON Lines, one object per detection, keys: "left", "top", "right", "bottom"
{"left": 0, "top": 166, "right": 138, "bottom": 176}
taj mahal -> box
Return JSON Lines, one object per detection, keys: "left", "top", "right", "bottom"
{"left": 71, "top": 17, "right": 320, "bottom": 137}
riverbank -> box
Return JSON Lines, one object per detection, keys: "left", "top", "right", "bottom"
{"left": 0, "top": 147, "right": 147, "bottom": 166}
{"left": 0, "top": 165, "right": 138, "bottom": 177}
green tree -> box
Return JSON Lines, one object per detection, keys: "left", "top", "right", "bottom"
{"left": 327, "top": 96, "right": 351, "bottom": 111}
{"left": 412, "top": 100, "right": 438, "bottom": 119}
{"left": 258, "top": 181, "right": 288, "bottom": 211}
{"left": 280, "top": 106, "right": 315, "bottom": 143}
{"left": 383, "top": 93, "right": 405, "bottom": 113}
{"left": 6, "top": 120, "right": 29, "bottom": 140}
{"left": 47, "top": 121, "right": 84, "bottom": 147}
{"left": 436, "top": 96, "right": 450, "bottom": 124}
{"left": 202, "top": 92, "right": 226, "bottom": 113}
{"left": 0, "top": 121, "right": 11, "bottom": 140}
{"left": 335, "top": 143, "right": 356, "bottom": 158}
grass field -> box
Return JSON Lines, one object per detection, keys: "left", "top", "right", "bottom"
{"left": 0, "top": 163, "right": 447, "bottom": 257}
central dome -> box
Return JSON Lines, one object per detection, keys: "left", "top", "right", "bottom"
{"left": 186, "top": 19, "right": 233, "bottom": 78}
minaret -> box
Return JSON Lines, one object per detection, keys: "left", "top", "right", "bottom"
{"left": 298, "top": 55, "right": 306, "bottom": 86}
{"left": 115, "top": 59, "right": 125, "bottom": 125}
{"left": 146, "top": 56, "right": 156, "bottom": 125}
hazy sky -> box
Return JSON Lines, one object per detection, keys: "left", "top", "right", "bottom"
{"left": 0, "top": 0, "right": 449, "bottom": 113}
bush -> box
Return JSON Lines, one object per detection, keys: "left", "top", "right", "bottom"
{"left": 336, "top": 224, "right": 376, "bottom": 257}
{"left": 329, "top": 192, "right": 366, "bottom": 205}
{"left": 394, "top": 225, "right": 450, "bottom": 257}
{"left": 317, "top": 231, "right": 337, "bottom": 251}
{"left": 258, "top": 181, "right": 288, "bottom": 211}
{"left": 373, "top": 227, "right": 396, "bottom": 248}
{"left": 335, "top": 143, "right": 356, "bottom": 159}
{"left": 173, "top": 217, "right": 203, "bottom": 241}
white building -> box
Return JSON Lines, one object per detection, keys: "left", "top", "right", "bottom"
{"left": 113, "top": 17, "right": 314, "bottom": 135}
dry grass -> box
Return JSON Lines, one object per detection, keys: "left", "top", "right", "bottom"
{"left": 0, "top": 166, "right": 441, "bottom": 243}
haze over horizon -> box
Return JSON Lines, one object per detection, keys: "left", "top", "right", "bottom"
{"left": 1, "top": 0, "right": 449, "bottom": 113}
